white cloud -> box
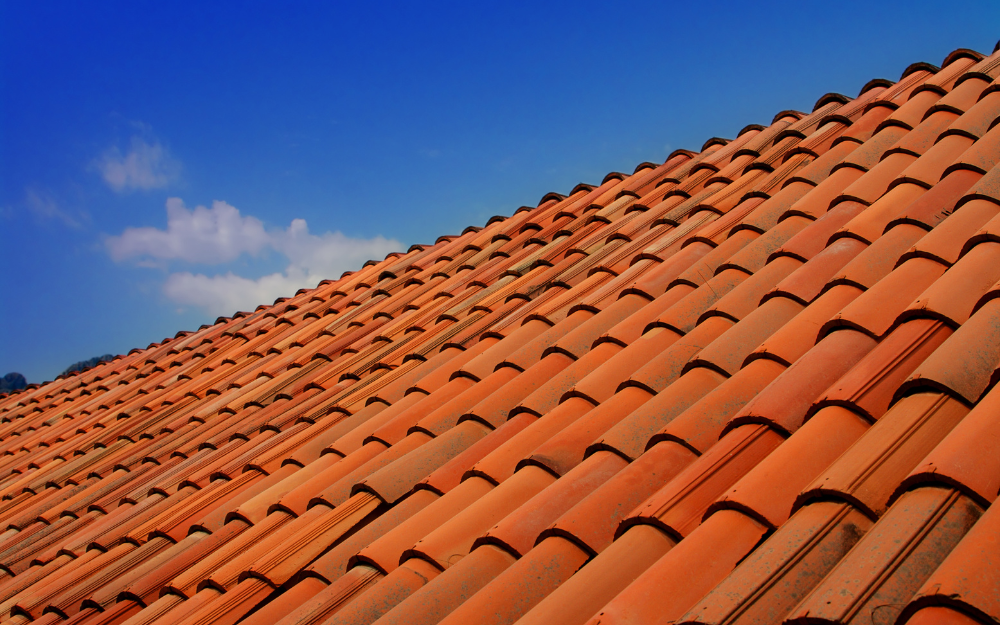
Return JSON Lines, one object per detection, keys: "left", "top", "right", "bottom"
{"left": 108, "top": 198, "right": 401, "bottom": 316}
{"left": 163, "top": 270, "right": 312, "bottom": 317}
{"left": 96, "top": 136, "right": 181, "bottom": 192}
{"left": 106, "top": 198, "right": 270, "bottom": 264}
{"left": 273, "top": 218, "right": 399, "bottom": 279}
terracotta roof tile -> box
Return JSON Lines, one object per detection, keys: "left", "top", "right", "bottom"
{"left": 799, "top": 391, "right": 969, "bottom": 518}
{"left": 900, "top": 492, "right": 1000, "bottom": 625}
{"left": 787, "top": 486, "right": 983, "bottom": 625}
{"left": 512, "top": 524, "right": 674, "bottom": 625}
{"left": 678, "top": 500, "right": 875, "bottom": 625}
{"left": 5, "top": 42, "right": 1000, "bottom": 625}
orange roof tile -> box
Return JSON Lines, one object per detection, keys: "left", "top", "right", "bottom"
{"left": 2, "top": 41, "right": 1000, "bottom": 625}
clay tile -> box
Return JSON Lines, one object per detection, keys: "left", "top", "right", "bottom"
{"left": 456, "top": 319, "right": 549, "bottom": 381}
{"left": 750, "top": 284, "right": 862, "bottom": 366}
{"left": 465, "top": 357, "right": 572, "bottom": 429}
{"left": 702, "top": 258, "right": 801, "bottom": 323}
{"left": 510, "top": 524, "right": 674, "bottom": 625}
{"left": 568, "top": 327, "right": 680, "bottom": 405}
{"left": 655, "top": 270, "right": 748, "bottom": 333}
{"left": 500, "top": 309, "right": 590, "bottom": 372}
{"left": 624, "top": 424, "right": 784, "bottom": 539}
{"left": 473, "top": 397, "right": 594, "bottom": 483}
{"left": 688, "top": 298, "right": 802, "bottom": 377}
{"left": 896, "top": 134, "right": 977, "bottom": 188}
{"left": 767, "top": 238, "right": 867, "bottom": 304}
{"left": 832, "top": 183, "right": 927, "bottom": 244}
{"left": 355, "top": 477, "right": 491, "bottom": 574}
{"left": 273, "top": 443, "right": 386, "bottom": 516}
{"left": 690, "top": 197, "right": 767, "bottom": 246}
{"left": 368, "top": 382, "right": 475, "bottom": 446}
{"left": 551, "top": 307, "right": 638, "bottom": 362}
{"left": 823, "top": 257, "right": 947, "bottom": 339}
{"left": 410, "top": 342, "right": 496, "bottom": 395}
{"left": 435, "top": 538, "right": 588, "bottom": 625}
{"left": 712, "top": 405, "right": 869, "bottom": 528}
{"left": 900, "top": 498, "right": 1000, "bottom": 625}
{"left": 836, "top": 105, "right": 894, "bottom": 144}
{"left": 737, "top": 118, "right": 796, "bottom": 156}
{"left": 948, "top": 122, "right": 1000, "bottom": 178}
{"left": 528, "top": 387, "right": 654, "bottom": 476}
{"left": 901, "top": 299, "right": 1000, "bottom": 403}
{"left": 787, "top": 486, "right": 983, "bottom": 625}
{"left": 891, "top": 110, "right": 962, "bottom": 157}
{"left": 542, "top": 190, "right": 571, "bottom": 205}
{"left": 699, "top": 131, "right": 758, "bottom": 169}
{"left": 596, "top": 367, "right": 725, "bottom": 461}
{"left": 817, "top": 318, "right": 953, "bottom": 421}
{"left": 407, "top": 466, "right": 554, "bottom": 570}
{"left": 241, "top": 570, "right": 372, "bottom": 625}
{"left": 623, "top": 316, "right": 733, "bottom": 396}
{"left": 946, "top": 90, "right": 1000, "bottom": 139}
{"left": 17, "top": 43, "right": 1000, "bottom": 625}
{"left": 832, "top": 223, "right": 926, "bottom": 288}
{"left": 357, "top": 421, "right": 490, "bottom": 505}
{"left": 593, "top": 510, "right": 769, "bottom": 625}
{"left": 626, "top": 241, "right": 712, "bottom": 298}
{"left": 961, "top": 160, "right": 1000, "bottom": 209}
{"left": 888, "top": 61, "right": 937, "bottom": 92}
{"left": 480, "top": 452, "right": 625, "bottom": 558}
{"left": 921, "top": 53, "right": 982, "bottom": 93}
{"left": 881, "top": 90, "right": 943, "bottom": 131}
{"left": 772, "top": 110, "right": 805, "bottom": 124}
{"left": 600, "top": 289, "right": 693, "bottom": 347}
{"left": 799, "top": 392, "right": 969, "bottom": 518}
{"left": 813, "top": 93, "right": 850, "bottom": 114}
{"left": 782, "top": 168, "right": 866, "bottom": 220}
{"left": 728, "top": 329, "right": 876, "bottom": 436}
{"left": 672, "top": 236, "right": 755, "bottom": 290}
{"left": 650, "top": 360, "right": 785, "bottom": 455}
{"left": 722, "top": 216, "right": 811, "bottom": 273}
{"left": 896, "top": 381, "right": 1000, "bottom": 507}
{"left": 323, "top": 558, "right": 442, "bottom": 623}
{"left": 945, "top": 48, "right": 986, "bottom": 66}
{"left": 677, "top": 499, "right": 874, "bottom": 625}
{"left": 421, "top": 415, "right": 533, "bottom": 495}
{"left": 418, "top": 371, "right": 521, "bottom": 436}
{"left": 734, "top": 183, "right": 813, "bottom": 234}
{"left": 840, "top": 126, "right": 911, "bottom": 171}
{"left": 775, "top": 204, "right": 866, "bottom": 260}
{"left": 837, "top": 152, "right": 919, "bottom": 205}
{"left": 891, "top": 168, "right": 984, "bottom": 231}
{"left": 900, "top": 241, "right": 1000, "bottom": 327}
{"left": 932, "top": 75, "right": 991, "bottom": 116}
{"left": 305, "top": 498, "right": 428, "bottom": 585}
{"left": 904, "top": 197, "right": 998, "bottom": 266}
{"left": 970, "top": 43, "right": 1000, "bottom": 70}
{"left": 513, "top": 345, "right": 619, "bottom": 419}
{"left": 903, "top": 607, "right": 987, "bottom": 625}
{"left": 792, "top": 141, "right": 861, "bottom": 186}
{"left": 544, "top": 444, "right": 695, "bottom": 556}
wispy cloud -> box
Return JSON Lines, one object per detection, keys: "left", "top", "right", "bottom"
{"left": 25, "top": 188, "right": 88, "bottom": 229}
{"left": 108, "top": 198, "right": 401, "bottom": 316}
{"left": 95, "top": 135, "right": 181, "bottom": 192}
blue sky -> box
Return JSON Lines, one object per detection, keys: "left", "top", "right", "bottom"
{"left": 2, "top": 1, "right": 998, "bottom": 384}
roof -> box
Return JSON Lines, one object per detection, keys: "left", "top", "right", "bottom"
{"left": 2, "top": 43, "right": 1000, "bottom": 625}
